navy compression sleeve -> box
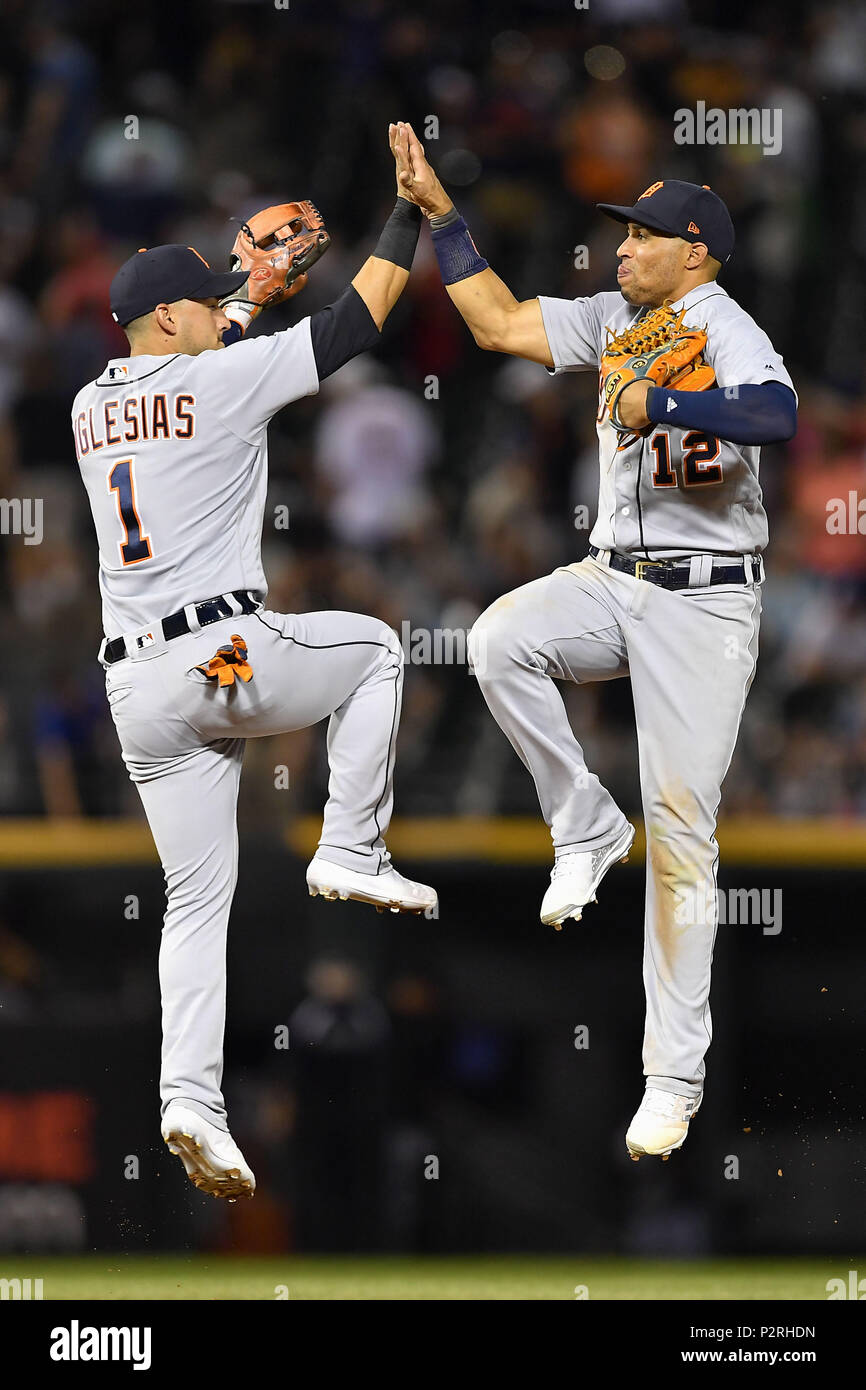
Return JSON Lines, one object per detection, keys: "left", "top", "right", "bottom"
{"left": 221, "top": 290, "right": 378, "bottom": 370}
{"left": 646, "top": 380, "right": 797, "bottom": 445}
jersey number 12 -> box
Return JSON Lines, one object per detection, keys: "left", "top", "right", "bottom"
{"left": 650, "top": 431, "right": 723, "bottom": 488}
{"left": 109, "top": 458, "right": 152, "bottom": 565}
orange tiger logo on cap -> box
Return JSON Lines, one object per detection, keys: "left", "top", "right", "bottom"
{"left": 638, "top": 182, "right": 664, "bottom": 199}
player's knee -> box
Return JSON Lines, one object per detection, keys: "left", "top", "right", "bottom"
{"left": 372, "top": 620, "right": 405, "bottom": 680}
{"left": 646, "top": 803, "right": 718, "bottom": 883}
{"left": 468, "top": 606, "right": 521, "bottom": 683}
{"left": 381, "top": 622, "right": 405, "bottom": 669}
{"left": 348, "top": 614, "right": 404, "bottom": 669}
{"left": 165, "top": 860, "right": 238, "bottom": 921}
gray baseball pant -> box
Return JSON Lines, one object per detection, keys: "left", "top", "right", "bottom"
{"left": 104, "top": 607, "right": 403, "bottom": 1130}
{"left": 467, "top": 555, "right": 762, "bottom": 1097}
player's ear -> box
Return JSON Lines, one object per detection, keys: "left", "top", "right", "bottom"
{"left": 153, "top": 303, "right": 178, "bottom": 336}
{"left": 685, "top": 241, "right": 709, "bottom": 270}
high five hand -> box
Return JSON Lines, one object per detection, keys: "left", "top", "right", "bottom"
{"left": 388, "top": 121, "right": 453, "bottom": 218}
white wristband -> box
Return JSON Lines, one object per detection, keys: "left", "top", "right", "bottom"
{"left": 221, "top": 300, "right": 259, "bottom": 335}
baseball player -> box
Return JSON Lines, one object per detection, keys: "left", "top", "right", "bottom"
{"left": 72, "top": 160, "right": 436, "bottom": 1200}
{"left": 391, "top": 122, "right": 797, "bottom": 1159}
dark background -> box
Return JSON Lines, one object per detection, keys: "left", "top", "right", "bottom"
{"left": 0, "top": 0, "right": 863, "bottom": 1258}
{"left": 2, "top": 853, "right": 862, "bottom": 1255}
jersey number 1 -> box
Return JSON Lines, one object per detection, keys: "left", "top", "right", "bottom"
{"left": 109, "top": 458, "right": 152, "bottom": 565}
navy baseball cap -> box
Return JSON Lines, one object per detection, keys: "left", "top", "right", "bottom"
{"left": 109, "top": 244, "right": 249, "bottom": 326}
{"left": 597, "top": 180, "right": 735, "bottom": 264}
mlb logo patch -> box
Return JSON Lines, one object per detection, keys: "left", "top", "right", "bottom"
{"left": 135, "top": 631, "right": 155, "bottom": 650}
{"left": 108, "top": 365, "right": 129, "bottom": 379}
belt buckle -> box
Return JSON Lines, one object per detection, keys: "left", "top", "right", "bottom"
{"left": 635, "top": 559, "right": 664, "bottom": 582}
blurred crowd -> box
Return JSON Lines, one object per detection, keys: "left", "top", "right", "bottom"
{"left": 1, "top": 0, "right": 865, "bottom": 822}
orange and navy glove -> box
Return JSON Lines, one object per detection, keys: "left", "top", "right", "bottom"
{"left": 195, "top": 635, "right": 253, "bottom": 688}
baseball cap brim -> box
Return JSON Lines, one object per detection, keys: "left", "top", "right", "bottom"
{"left": 184, "top": 268, "right": 250, "bottom": 302}
{"left": 596, "top": 202, "right": 679, "bottom": 237}
{"left": 111, "top": 245, "right": 255, "bottom": 326}
{"left": 113, "top": 269, "right": 250, "bottom": 326}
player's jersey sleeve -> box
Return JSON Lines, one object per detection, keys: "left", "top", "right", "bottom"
{"left": 195, "top": 318, "right": 320, "bottom": 442}
{"left": 537, "top": 293, "right": 612, "bottom": 374}
{"left": 704, "top": 299, "right": 797, "bottom": 403}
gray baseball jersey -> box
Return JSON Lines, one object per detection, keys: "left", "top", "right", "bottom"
{"left": 538, "top": 283, "right": 795, "bottom": 558}
{"left": 71, "top": 322, "right": 318, "bottom": 640}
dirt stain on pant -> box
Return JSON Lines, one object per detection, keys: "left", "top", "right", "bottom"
{"left": 646, "top": 780, "right": 715, "bottom": 985}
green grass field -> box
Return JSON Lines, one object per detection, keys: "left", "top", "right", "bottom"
{"left": 1, "top": 1255, "right": 855, "bottom": 1300}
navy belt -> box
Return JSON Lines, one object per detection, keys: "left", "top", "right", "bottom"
{"left": 589, "top": 546, "right": 763, "bottom": 589}
{"left": 103, "top": 590, "right": 259, "bottom": 665}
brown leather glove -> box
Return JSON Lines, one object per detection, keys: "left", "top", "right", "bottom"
{"left": 601, "top": 302, "right": 715, "bottom": 435}
{"left": 220, "top": 201, "right": 330, "bottom": 334}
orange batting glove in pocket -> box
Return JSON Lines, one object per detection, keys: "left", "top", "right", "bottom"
{"left": 195, "top": 635, "right": 253, "bottom": 688}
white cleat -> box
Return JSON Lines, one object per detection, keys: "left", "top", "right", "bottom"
{"left": 161, "top": 1103, "right": 256, "bottom": 1201}
{"left": 305, "top": 854, "right": 438, "bottom": 917}
{"left": 625, "top": 1087, "right": 702, "bottom": 1161}
{"left": 540, "top": 823, "right": 635, "bottom": 929}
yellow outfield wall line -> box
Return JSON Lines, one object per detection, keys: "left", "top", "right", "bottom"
{"left": 0, "top": 816, "right": 863, "bottom": 868}
{"left": 286, "top": 815, "right": 866, "bottom": 866}
{"left": 0, "top": 818, "right": 160, "bottom": 866}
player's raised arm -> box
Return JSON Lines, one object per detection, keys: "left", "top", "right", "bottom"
{"left": 351, "top": 196, "right": 421, "bottom": 331}
{"left": 303, "top": 189, "right": 423, "bottom": 381}
{"left": 219, "top": 177, "right": 423, "bottom": 381}
{"left": 390, "top": 121, "right": 554, "bottom": 367}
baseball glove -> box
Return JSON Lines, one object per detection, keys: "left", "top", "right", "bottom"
{"left": 221, "top": 201, "right": 330, "bottom": 333}
{"left": 601, "top": 302, "right": 715, "bottom": 433}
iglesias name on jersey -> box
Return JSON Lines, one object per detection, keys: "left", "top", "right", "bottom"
{"left": 72, "top": 322, "right": 319, "bottom": 640}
